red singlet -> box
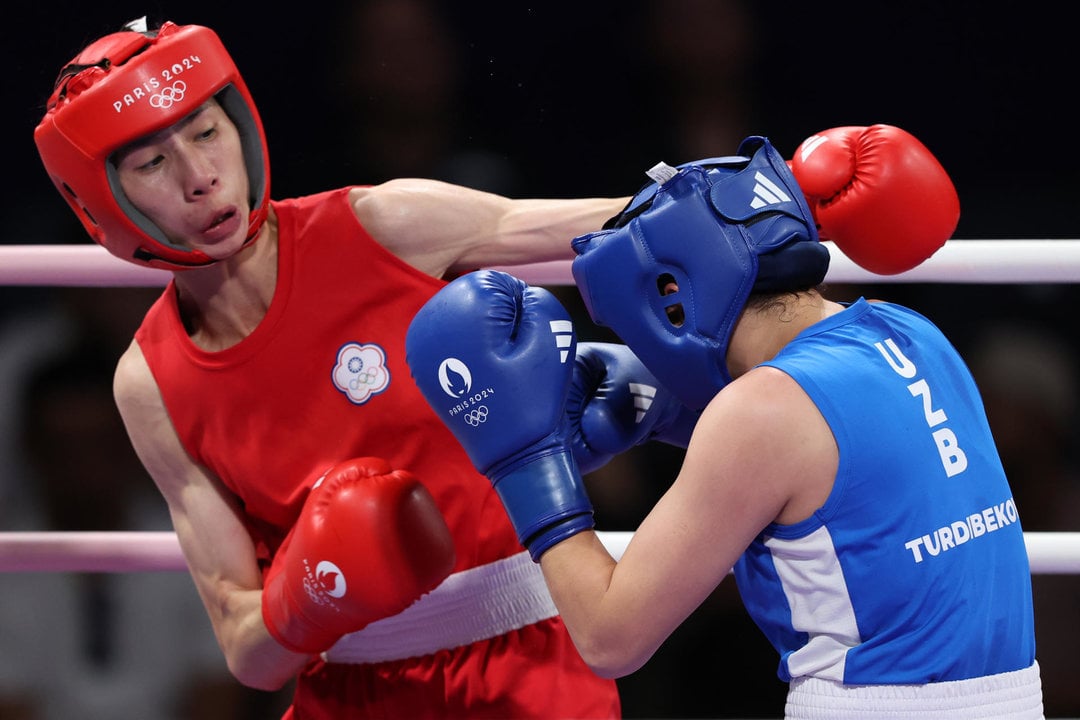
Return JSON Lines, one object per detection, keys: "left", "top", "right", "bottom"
{"left": 135, "top": 188, "right": 620, "bottom": 718}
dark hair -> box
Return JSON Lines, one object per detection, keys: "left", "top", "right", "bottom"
{"left": 744, "top": 284, "right": 827, "bottom": 317}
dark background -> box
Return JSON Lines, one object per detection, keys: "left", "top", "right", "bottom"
{"left": 3, "top": 2, "right": 1079, "bottom": 718}
{"left": 7, "top": 1, "right": 1079, "bottom": 239}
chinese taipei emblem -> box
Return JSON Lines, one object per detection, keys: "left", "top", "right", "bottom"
{"left": 332, "top": 342, "right": 391, "bottom": 405}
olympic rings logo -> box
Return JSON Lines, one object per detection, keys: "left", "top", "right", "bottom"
{"left": 349, "top": 367, "right": 382, "bottom": 389}
{"left": 464, "top": 406, "right": 489, "bottom": 426}
{"left": 149, "top": 81, "right": 187, "bottom": 109}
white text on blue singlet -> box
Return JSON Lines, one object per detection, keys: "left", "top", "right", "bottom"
{"left": 874, "top": 337, "right": 968, "bottom": 477}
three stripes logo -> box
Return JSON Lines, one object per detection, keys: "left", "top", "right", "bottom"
{"left": 549, "top": 320, "right": 574, "bottom": 363}
{"left": 797, "top": 134, "right": 829, "bottom": 163}
{"left": 628, "top": 382, "right": 659, "bottom": 424}
{"left": 749, "top": 171, "right": 792, "bottom": 210}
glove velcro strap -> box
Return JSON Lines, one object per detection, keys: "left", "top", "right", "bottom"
{"left": 491, "top": 450, "right": 594, "bottom": 561}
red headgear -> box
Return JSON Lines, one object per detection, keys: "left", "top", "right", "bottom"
{"left": 34, "top": 19, "right": 271, "bottom": 269}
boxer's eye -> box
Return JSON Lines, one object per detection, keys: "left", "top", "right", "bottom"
{"left": 657, "top": 274, "right": 684, "bottom": 327}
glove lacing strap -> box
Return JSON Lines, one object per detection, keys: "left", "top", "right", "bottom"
{"left": 322, "top": 550, "right": 557, "bottom": 664}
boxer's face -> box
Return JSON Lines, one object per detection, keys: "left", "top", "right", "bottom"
{"left": 114, "top": 99, "right": 251, "bottom": 261}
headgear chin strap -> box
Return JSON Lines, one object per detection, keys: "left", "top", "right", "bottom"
{"left": 571, "top": 136, "right": 829, "bottom": 412}
{"left": 34, "top": 20, "right": 270, "bottom": 270}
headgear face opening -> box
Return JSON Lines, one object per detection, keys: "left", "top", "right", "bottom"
{"left": 571, "top": 136, "right": 829, "bottom": 412}
{"left": 34, "top": 20, "right": 270, "bottom": 269}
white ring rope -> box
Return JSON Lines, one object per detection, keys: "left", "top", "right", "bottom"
{"left": 3, "top": 240, "right": 1080, "bottom": 286}
{"left": 0, "top": 531, "right": 1077, "bottom": 574}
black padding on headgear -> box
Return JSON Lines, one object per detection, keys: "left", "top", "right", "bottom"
{"left": 755, "top": 239, "right": 831, "bottom": 293}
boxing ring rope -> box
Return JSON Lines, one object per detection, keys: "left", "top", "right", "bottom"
{"left": 4, "top": 239, "right": 1080, "bottom": 286}
{"left": 1, "top": 531, "right": 1078, "bottom": 574}
{"left": 3, "top": 237, "right": 1080, "bottom": 575}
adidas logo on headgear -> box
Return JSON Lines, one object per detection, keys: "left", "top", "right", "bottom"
{"left": 750, "top": 171, "right": 792, "bottom": 210}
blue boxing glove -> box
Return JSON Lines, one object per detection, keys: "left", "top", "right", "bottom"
{"left": 405, "top": 270, "right": 593, "bottom": 561}
{"left": 568, "top": 342, "right": 700, "bottom": 475}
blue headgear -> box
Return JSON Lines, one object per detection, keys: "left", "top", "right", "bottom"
{"left": 571, "top": 136, "right": 829, "bottom": 411}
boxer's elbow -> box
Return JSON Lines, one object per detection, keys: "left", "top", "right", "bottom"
{"left": 226, "top": 645, "right": 301, "bottom": 691}
{"left": 584, "top": 654, "right": 649, "bottom": 680}
{"left": 230, "top": 663, "right": 285, "bottom": 692}
{"left": 569, "top": 626, "right": 657, "bottom": 679}
{"left": 214, "top": 589, "right": 307, "bottom": 691}
{"left": 233, "top": 669, "right": 293, "bottom": 692}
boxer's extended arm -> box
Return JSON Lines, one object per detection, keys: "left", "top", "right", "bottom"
{"left": 349, "top": 179, "right": 627, "bottom": 279}
{"left": 113, "top": 341, "right": 306, "bottom": 691}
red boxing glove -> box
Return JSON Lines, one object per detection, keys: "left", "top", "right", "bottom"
{"left": 790, "top": 124, "right": 960, "bottom": 275}
{"left": 261, "top": 457, "right": 455, "bottom": 654}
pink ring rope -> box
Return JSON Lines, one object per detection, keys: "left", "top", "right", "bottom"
{"left": 4, "top": 240, "right": 1080, "bottom": 286}
{"left": 0, "top": 531, "right": 1077, "bottom": 574}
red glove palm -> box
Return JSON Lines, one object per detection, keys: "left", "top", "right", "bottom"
{"left": 791, "top": 124, "right": 959, "bottom": 275}
{"left": 261, "top": 457, "right": 455, "bottom": 654}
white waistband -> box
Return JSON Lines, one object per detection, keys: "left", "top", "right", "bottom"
{"left": 322, "top": 550, "right": 558, "bottom": 665}
{"left": 785, "top": 662, "right": 1044, "bottom": 719}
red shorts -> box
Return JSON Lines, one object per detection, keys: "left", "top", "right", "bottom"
{"left": 282, "top": 617, "right": 621, "bottom": 719}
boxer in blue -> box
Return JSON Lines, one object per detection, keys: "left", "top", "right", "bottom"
{"left": 406, "top": 135, "right": 1044, "bottom": 719}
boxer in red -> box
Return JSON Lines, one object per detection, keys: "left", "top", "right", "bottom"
{"left": 35, "top": 18, "right": 622, "bottom": 719}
